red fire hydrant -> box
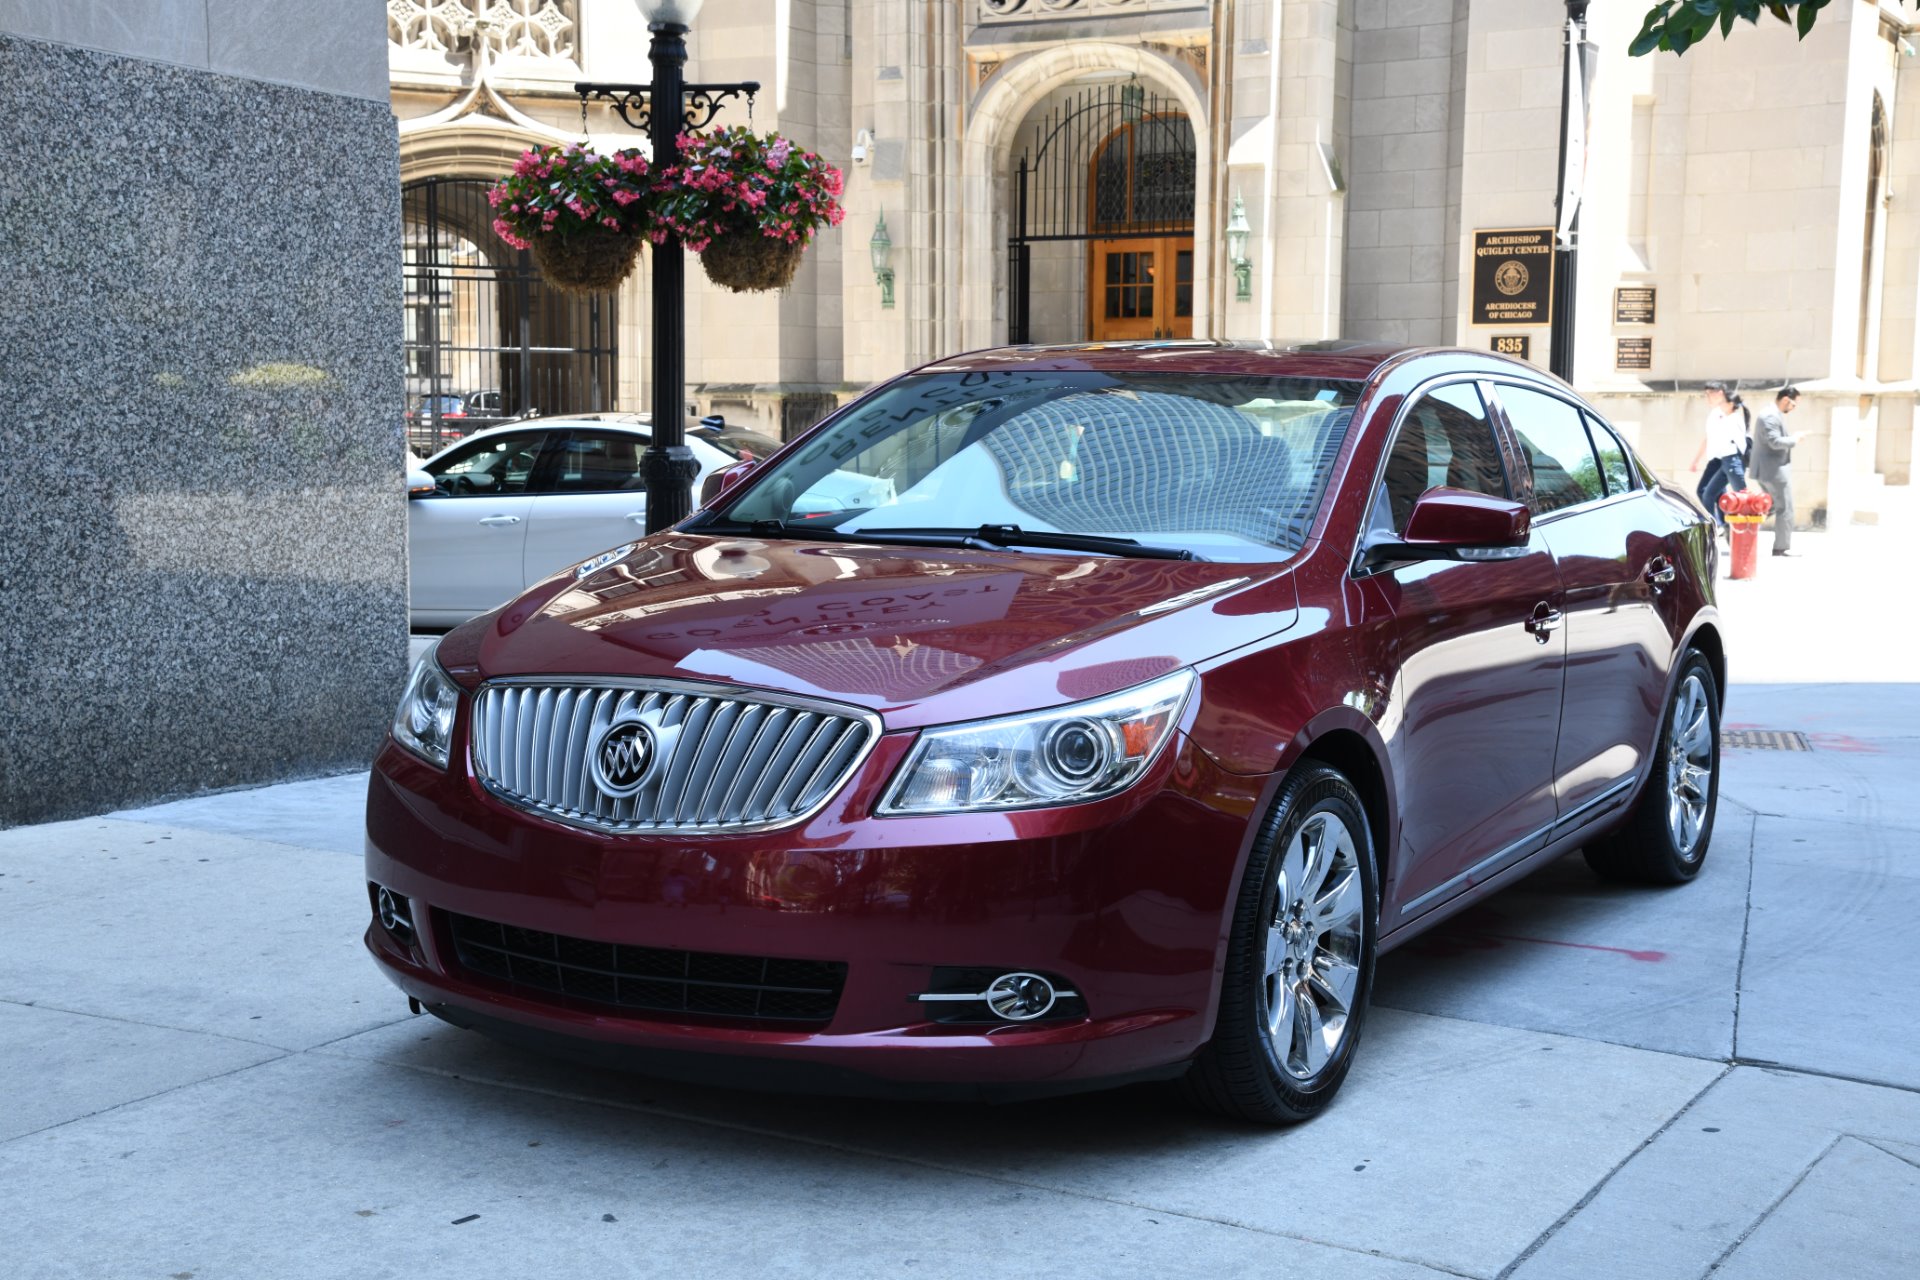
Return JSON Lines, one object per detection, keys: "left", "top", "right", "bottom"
{"left": 1718, "top": 489, "right": 1774, "bottom": 579}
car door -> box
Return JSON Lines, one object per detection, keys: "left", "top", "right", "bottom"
{"left": 521, "top": 432, "right": 737, "bottom": 586}
{"left": 519, "top": 429, "right": 649, "bottom": 588}
{"left": 1364, "top": 380, "right": 1567, "bottom": 924}
{"left": 408, "top": 429, "right": 554, "bottom": 622}
{"left": 1492, "top": 384, "right": 1674, "bottom": 823}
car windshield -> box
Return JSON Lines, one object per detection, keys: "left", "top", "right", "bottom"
{"left": 708, "top": 370, "right": 1364, "bottom": 561}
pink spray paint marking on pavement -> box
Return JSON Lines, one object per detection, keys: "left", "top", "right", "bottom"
{"left": 1482, "top": 932, "right": 1668, "bottom": 962}
{"left": 1413, "top": 929, "right": 1668, "bottom": 963}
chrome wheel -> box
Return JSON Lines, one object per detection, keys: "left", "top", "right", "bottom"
{"left": 1665, "top": 672, "right": 1714, "bottom": 859}
{"left": 1260, "top": 811, "right": 1365, "bottom": 1080}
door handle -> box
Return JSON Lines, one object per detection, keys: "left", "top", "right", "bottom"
{"left": 1524, "top": 603, "right": 1563, "bottom": 642}
{"left": 477, "top": 514, "right": 522, "bottom": 527}
{"left": 624, "top": 510, "right": 647, "bottom": 525}
{"left": 1645, "top": 557, "right": 1676, "bottom": 587}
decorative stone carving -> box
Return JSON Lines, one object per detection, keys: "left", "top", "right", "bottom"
{"left": 979, "top": 0, "right": 1198, "bottom": 21}
{"left": 388, "top": 0, "right": 578, "bottom": 63}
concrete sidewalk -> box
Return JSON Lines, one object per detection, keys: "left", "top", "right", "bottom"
{"left": 5, "top": 546, "right": 1918, "bottom": 1277}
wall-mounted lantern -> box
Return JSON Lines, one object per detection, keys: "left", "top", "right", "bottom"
{"left": 871, "top": 211, "right": 895, "bottom": 308}
{"left": 1226, "top": 190, "right": 1252, "bottom": 303}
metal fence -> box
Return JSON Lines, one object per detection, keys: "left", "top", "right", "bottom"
{"left": 402, "top": 178, "right": 620, "bottom": 455}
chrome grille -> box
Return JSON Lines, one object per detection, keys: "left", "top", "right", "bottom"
{"left": 470, "top": 680, "right": 880, "bottom": 834}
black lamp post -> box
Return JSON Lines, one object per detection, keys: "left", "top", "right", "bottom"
{"left": 1549, "top": 1, "right": 1593, "bottom": 382}
{"left": 576, "top": 0, "right": 758, "bottom": 533}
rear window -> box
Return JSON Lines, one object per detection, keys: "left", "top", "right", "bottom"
{"left": 714, "top": 370, "right": 1365, "bottom": 561}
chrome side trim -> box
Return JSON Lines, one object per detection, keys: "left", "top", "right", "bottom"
{"left": 1549, "top": 775, "right": 1637, "bottom": 838}
{"left": 1398, "top": 776, "right": 1637, "bottom": 918}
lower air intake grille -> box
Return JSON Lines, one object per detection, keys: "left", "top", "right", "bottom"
{"left": 446, "top": 913, "right": 846, "bottom": 1024}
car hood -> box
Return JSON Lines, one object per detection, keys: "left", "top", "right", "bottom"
{"left": 441, "top": 534, "right": 1301, "bottom": 728}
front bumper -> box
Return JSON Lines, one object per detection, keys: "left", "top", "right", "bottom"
{"left": 363, "top": 724, "right": 1269, "bottom": 1095}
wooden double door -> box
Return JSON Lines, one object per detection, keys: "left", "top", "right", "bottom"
{"left": 1089, "top": 235, "right": 1194, "bottom": 341}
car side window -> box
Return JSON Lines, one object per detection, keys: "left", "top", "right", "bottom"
{"left": 552, "top": 433, "right": 649, "bottom": 494}
{"left": 1585, "top": 412, "right": 1636, "bottom": 496}
{"left": 1498, "top": 384, "right": 1605, "bottom": 514}
{"left": 1377, "top": 382, "right": 1509, "bottom": 533}
{"left": 425, "top": 431, "right": 549, "bottom": 497}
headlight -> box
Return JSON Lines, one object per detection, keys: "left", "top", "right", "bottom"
{"left": 878, "top": 669, "right": 1194, "bottom": 815}
{"left": 392, "top": 640, "right": 460, "bottom": 769}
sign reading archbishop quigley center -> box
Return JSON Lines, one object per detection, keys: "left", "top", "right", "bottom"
{"left": 1471, "top": 228, "right": 1554, "bottom": 327}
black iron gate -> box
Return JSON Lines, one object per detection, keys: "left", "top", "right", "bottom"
{"left": 402, "top": 178, "right": 620, "bottom": 453}
{"left": 1007, "top": 83, "right": 1196, "bottom": 344}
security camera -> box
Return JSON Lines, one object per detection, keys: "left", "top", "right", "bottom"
{"left": 852, "top": 128, "right": 873, "bottom": 165}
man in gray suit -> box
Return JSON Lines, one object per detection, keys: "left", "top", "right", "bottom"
{"left": 1751, "top": 386, "right": 1802, "bottom": 556}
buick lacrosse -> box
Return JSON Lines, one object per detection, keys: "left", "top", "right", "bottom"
{"left": 366, "top": 341, "right": 1722, "bottom": 1123}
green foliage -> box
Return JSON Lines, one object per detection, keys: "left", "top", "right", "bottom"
{"left": 1630, "top": 0, "right": 1841, "bottom": 58}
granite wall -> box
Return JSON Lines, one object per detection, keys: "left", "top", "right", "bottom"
{"left": 0, "top": 27, "right": 404, "bottom": 826}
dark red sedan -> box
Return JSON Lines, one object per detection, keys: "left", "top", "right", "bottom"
{"left": 367, "top": 341, "right": 1723, "bottom": 1124}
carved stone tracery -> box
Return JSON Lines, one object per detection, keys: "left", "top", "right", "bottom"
{"left": 388, "top": 0, "right": 578, "bottom": 63}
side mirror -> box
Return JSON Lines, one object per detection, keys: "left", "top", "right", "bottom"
{"left": 700, "top": 458, "right": 759, "bottom": 507}
{"left": 1366, "top": 487, "right": 1531, "bottom": 564}
{"left": 407, "top": 464, "right": 436, "bottom": 498}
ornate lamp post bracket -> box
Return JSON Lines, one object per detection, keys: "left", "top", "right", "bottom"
{"left": 572, "top": 80, "right": 761, "bottom": 133}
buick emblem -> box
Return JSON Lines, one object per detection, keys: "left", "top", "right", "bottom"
{"left": 590, "top": 719, "right": 657, "bottom": 797}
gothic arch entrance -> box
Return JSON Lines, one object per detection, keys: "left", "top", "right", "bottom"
{"left": 403, "top": 177, "right": 619, "bottom": 450}
{"left": 1006, "top": 82, "right": 1196, "bottom": 344}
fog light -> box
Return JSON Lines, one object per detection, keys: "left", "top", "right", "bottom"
{"left": 984, "top": 971, "right": 1059, "bottom": 1022}
{"left": 375, "top": 885, "right": 414, "bottom": 942}
{"left": 914, "top": 967, "right": 1083, "bottom": 1023}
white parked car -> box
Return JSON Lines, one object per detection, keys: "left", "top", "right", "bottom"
{"left": 408, "top": 414, "right": 737, "bottom": 627}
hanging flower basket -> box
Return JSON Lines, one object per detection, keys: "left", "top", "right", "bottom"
{"left": 700, "top": 233, "right": 806, "bottom": 293}
{"left": 488, "top": 144, "right": 651, "bottom": 293}
{"left": 652, "top": 127, "right": 845, "bottom": 295}
{"left": 531, "top": 227, "right": 644, "bottom": 293}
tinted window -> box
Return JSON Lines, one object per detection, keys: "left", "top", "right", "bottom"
{"left": 553, "top": 433, "right": 648, "bottom": 493}
{"left": 718, "top": 372, "right": 1365, "bottom": 562}
{"left": 1378, "top": 382, "right": 1508, "bottom": 532}
{"left": 425, "top": 431, "right": 548, "bottom": 496}
{"left": 702, "top": 428, "right": 784, "bottom": 460}
{"left": 1585, "top": 412, "right": 1636, "bottom": 496}
{"left": 1499, "top": 384, "right": 1604, "bottom": 514}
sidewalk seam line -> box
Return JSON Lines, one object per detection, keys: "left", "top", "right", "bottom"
{"left": 1731, "top": 809, "right": 1758, "bottom": 1062}
{"left": 0, "top": 1051, "right": 293, "bottom": 1147}
{"left": 1493, "top": 1064, "right": 1731, "bottom": 1280}
{"left": 0, "top": 996, "right": 296, "bottom": 1053}
{"left": 1700, "top": 1133, "right": 1845, "bottom": 1277}
{"left": 1856, "top": 1136, "right": 1920, "bottom": 1175}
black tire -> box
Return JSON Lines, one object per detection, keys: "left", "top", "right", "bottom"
{"left": 1180, "top": 763, "right": 1379, "bottom": 1125}
{"left": 1583, "top": 650, "right": 1720, "bottom": 885}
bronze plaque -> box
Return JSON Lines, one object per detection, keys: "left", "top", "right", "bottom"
{"left": 1471, "top": 228, "right": 1554, "bottom": 327}
{"left": 1616, "top": 337, "right": 1652, "bottom": 371}
{"left": 1492, "top": 334, "right": 1531, "bottom": 361}
{"left": 1614, "top": 286, "right": 1656, "bottom": 326}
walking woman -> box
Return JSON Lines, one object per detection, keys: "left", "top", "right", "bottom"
{"left": 1692, "top": 380, "right": 1750, "bottom": 533}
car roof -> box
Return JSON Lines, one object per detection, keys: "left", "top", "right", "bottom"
{"left": 912, "top": 339, "right": 1538, "bottom": 385}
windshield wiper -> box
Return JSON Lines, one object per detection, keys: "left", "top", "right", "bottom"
{"left": 734, "top": 519, "right": 997, "bottom": 551}
{"left": 866, "top": 524, "right": 1197, "bottom": 561}
{"left": 718, "top": 520, "right": 1195, "bottom": 560}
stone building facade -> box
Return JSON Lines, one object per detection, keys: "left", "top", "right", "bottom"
{"left": 392, "top": 0, "right": 1918, "bottom": 527}
{"left": 3, "top": 2, "right": 404, "bottom": 826}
